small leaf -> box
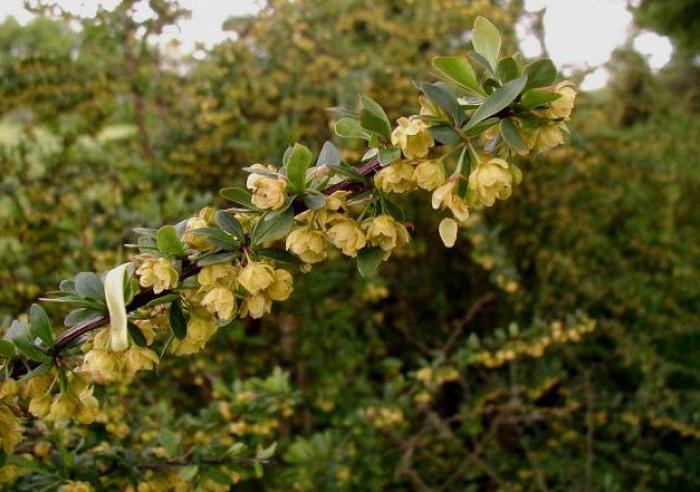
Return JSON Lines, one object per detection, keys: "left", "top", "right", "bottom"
{"left": 429, "top": 125, "right": 462, "bottom": 145}
{"left": 524, "top": 59, "right": 556, "bottom": 89}
{"left": 359, "top": 96, "right": 391, "bottom": 141}
{"left": 357, "top": 247, "right": 385, "bottom": 277}
{"left": 255, "top": 249, "right": 299, "bottom": 265}
{"left": 472, "top": 16, "right": 501, "bottom": 69}
{"left": 220, "top": 187, "right": 256, "bottom": 209}
{"left": 64, "top": 308, "right": 102, "bottom": 328}
{"left": 251, "top": 208, "right": 294, "bottom": 245}
{"left": 316, "top": 141, "right": 341, "bottom": 167}
{"left": 159, "top": 428, "right": 179, "bottom": 455}
{"left": 499, "top": 119, "right": 526, "bottom": 152}
{"left": 286, "top": 142, "right": 313, "bottom": 193}
{"left": 303, "top": 193, "right": 327, "bottom": 210}
{"left": 145, "top": 293, "right": 179, "bottom": 308}
{"left": 18, "top": 362, "right": 52, "bottom": 381}
{"left": 13, "top": 338, "right": 52, "bottom": 363}
{"left": 127, "top": 321, "right": 147, "bottom": 347}
{"left": 464, "top": 74, "right": 528, "bottom": 130}
{"left": 497, "top": 57, "right": 520, "bottom": 82}
{"left": 520, "top": 89, "right": 561, "bottom": 109}
{"left": 156, "top": 225, "right": 186, "bottom": 257}
{"left": 169, "top": 300, "right": 187, "bottom": 340}
{"left": 432, "top": 56, "right": 484, "bottom": 95}
{"left": 215, "top": 211, "right": 245, "bottom": 243}
{"left": 196, "top": 252, "right": 238, "bottom": 267}
{"left": 74, "top": 272, "right": 105, "bottom": 302}
{"left": 335, "top": 117, "right": 371, "bottom": 140}
{"left": 415, "top": 81, "right": 462, "bottom": 125}
{"left": 29, "top": 304, "right": 53, "bottom": 348}
{"left": 179, "top": 465, "right": 199, "bottom": 481}
{"left": 0, "top": 340, "right": 16, "bottom": 358}
{"left": 378, "top": 148, "right": 401, "bottom": 166}
{"left": 190, "top": 227, "right": 239, "bottom": 250}
{"left": 257, "top": 442, "right": 277, "bottom": 460}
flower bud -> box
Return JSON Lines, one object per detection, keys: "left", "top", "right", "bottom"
{"left": 438, "top": 218, "right": 458, "bottom": 248}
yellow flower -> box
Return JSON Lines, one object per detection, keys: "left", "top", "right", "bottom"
{"left": 240, "top": 294, "right": 271, "bottom": 319}
{"left": 326, "top": 217, "right": 367, "bottom": 257}
{"left": 363, "top": 215, "right": 410, "bottom": 253}
{"left": 76, "top": 387, "right": 100, "bottom": 425}
{"left": 0, "top": 378, "right": 18, "bottom": 400}
{"left": 59, "top": 481, "right": 94, "bottom": 492}
{"left": 83, "top": 349, "right": 122, "bottom": 382}
{"left": 431, "top": 181, "right": 470, "bottom": 223}
{"left": 0, "top": 404, "right": 22, "bottom": 453}
{"left": 246, "top": 164, "right": 288, "bottom": 210}
{"left": 136, "top": 257, "right": 179, "bottom": 294}
{"left": 182, "top": 208, "right": 214, "bottom": 250}
{"left": 413, "top": 160, "right": 446, "bottom": 191}
{"left": 29, "top": 395, "right": 51, "bottom": 418}
{"left": 373, "top": 162, "right": 416, "bottom": 193}
{"left": 21, "top": 372, "right": 52, "bottom": 399}
{"left": 528, "top": 123, "right": 567, "bottom": 152}
{"left": 286, "top": 227, "right": 327, "bottom": 263}
{"left": 391, "top": 116, "right": 435, "bottom": 159}
{"left": 266, "top": 269, "right": 294, "bottom": 301}
{"left": 201, "top": 286, "right": 236, "bottom": 319}
{"left": 124, "top": 346, "right": 159, "bottom": 374}
{"left": 438, "top": 218, "right": 459, "bottom": 248}
{"left": 47, "top": 393, "right": 79, "bottom": 421}
{"left": 545, "top": 80, "right": 577, "bottom": 120}
{"left": 238, "top": 261, "right": 275, "bottom": 295}
{"left": 294, "top": 190, "right": 351, "bottom": 228}
{"left": 171, "top": 309, "right": 217, "bottom": 356}
{"left": 467, "top": 158, "right": 513, "bottom": 207}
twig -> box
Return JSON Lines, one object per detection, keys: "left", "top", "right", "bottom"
{"left": 442, "top": 292, "right": 496, "bottom": 354}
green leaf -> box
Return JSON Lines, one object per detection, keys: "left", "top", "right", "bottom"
{"left": 74, "top": 272, "right": 105, "bottom": 302}
{"left": 190, "top": 227, "right": 239, "bottom": 250}
{"left": 415, "top": 81, "right": 462, "bottom": 125}
{"left": 220, "top": 186, "right": 256, "bottom": 209}
{"left": 127, "top": 321, "right": 147, "bottom": 347}
{"left": 0, "top": 340, "right": 16, "bottom": 358}
{"left": 520, "top": 89, "right": 561, "bottom": 109}
{"left": 497, "top": 57, "right": 520, "bottom": 82}
{"left": 18, "top": 362, "right": 52, "bottom": 381}
{"left": 285, "top": 142, "right": 313, "bottom": 193}
{"left": 357, "top": 247, "right": 385, "bottom": 277}
{"left": 334, "top": 117, "right": 371, "bottom": 140}
{"left": 464, "top": 117, "right": 499, "bottom": 137}
{"left": 469, "top": 51, "right": 496, "bottom": 76}
{"left": 359, "top": 96, "right": 391, "bottom": 141}
{"left": 169, "top": 300, "right": 187, "bottom": 340}
{"left": 179, "top": 465, "right": 199, "bottom": 481}
{"left": 429, "top": 125, "right": 462, "bottom": 145}
{"left": 215, "top": 211, "right": 245, "bottom": 243}
{"left": 196, "top": 252, "right": 238, "bottom": 267}
{"left": 157, "top": 225, "right": 186, "bottom": 257}
{"left": 524, "top": 59, "right": 556, "bottom": 89}
{"left": 316, "top": 141, "right": 341, "bottom": 167}
{"left": 251, "top": 208, "right": 294, "bottom": 245}
{"left": 59, "top": 280, "right": 76, "bottom": 292}
{"left": 64, "top": 308, "right": 102, "bottom": 328}
{"left": 257, "top": 442, "right": 277, "bottom": 460}
{"left": 256, "top": 249, "right": 300, "bottom": 266}
{"left": 303, "top": 193, "right": 327, "bottom": 210}
{"left": 159, "top": 428, "right": 179, "bottom": 455}
{"left": 472, "top": 16, "right": 501, "bottom": 69}
{"left": 327, "top": 163, "right": 368, "bottom": 183}
{"left": 378, "top": 148, "right": 401, "bottom": 166}
{"left": 29, "top": 304, "right": 53, "bottom": 348}
{"left": 13, "top": 338, "right": 52, "bottom": 363}
{"left": 499, "top": 119, "right": 526, "bottom": 152}
{"left": 432, "top": 56, "right": 483, "bottom": 95}
{"left": 145, "top": 293, "right": 180, "bottom": 308}
{"left": 464, "top": 74, "right": 528, "bottom": 130}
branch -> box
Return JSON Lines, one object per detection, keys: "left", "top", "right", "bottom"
{"left": 51, "top": 158, "right": 382, "bottom": 353}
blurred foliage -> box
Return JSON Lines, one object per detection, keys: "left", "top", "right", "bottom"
{"left": 1, "top": 0, "right": 699, "bottom": 490}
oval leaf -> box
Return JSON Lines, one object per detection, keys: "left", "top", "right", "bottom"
{"left": 464, "top": 74, "right": 527, "bottom": 130}
{"left": 29, "top": 304, "right": 53, "bottom": 348}
{"left": 472, "top": 16, "right": 501, "bottom": 70}
{"left": 432, "top": 56, "right": 484, "bottom": 95}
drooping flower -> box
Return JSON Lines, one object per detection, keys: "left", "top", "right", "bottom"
{"left": 431, "top": 181, "right": 470, "bottom": 223}
{"left": 286, "top": 227, "right": 327, "bottom": 263}
{"left": 326, "top": 217, "right": 367, "bottom": 257}
{"left": 413, "top": 160, "right": 446, "bottom": 191}
{"left": 374, "top": 162, "right": 416, "bottom": 193}
{"left": 544, "top": 80, "right": 577, "bottom": 120}
{"left": 201, "top": 286, "right": 236, "bottom": 320}
{"left": 391, "top": 116, "right": 435, "bottom": 159}
{"left": 363, "top": 215, "right": 410, "bottom": 253}
{"left": 527, "top": 123, "right": 567, "bottom": 152}
{"left": 266, "top": 269, "right": 294, "bottom": 301}
{"left": 136, "top": 257, "right": 179, "bottom": 294}
{"left": 246, "top": 164, "right": 288, "bottom": 210}
{"left": 467, "top": 157, "right": 513, "bottom": 207}
{"left": 238, "top": 261, "right": 275, "bottom": 295}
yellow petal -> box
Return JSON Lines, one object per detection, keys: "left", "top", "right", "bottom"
{"left": 439, "top": 218, "right": 458, "bottom": 248}
{"left": 104, "top": 262, "right": 131, "bottom": 351}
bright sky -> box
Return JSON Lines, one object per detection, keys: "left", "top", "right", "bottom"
{"left": 0, "top": 0, "right": 673, "bottom": 90}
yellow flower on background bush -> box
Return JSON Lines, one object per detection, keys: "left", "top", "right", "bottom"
{"left": 467, "top": 157, "right": 513, "bottom": 207}
{"left": 136, "top": 257, "right": 179, "bottom": 294}
{"left": 238, "top": 261, "right": 275, "bottom": 295}
{"left": 246, "top": 164, "right": 288, "bottom": 210}
{"left": 59, "top": 481, "right": 93, "bottom": 492}
{"left": 326, "top": 216, "right": 366, "bottom": 257}
{"left": 413, "top": 160, "right": 446, "bottom": 190}
{"left": 286, "top": 227, "right": 327, "bottom": 263}
{"left": 363, "top": 215, "right": 410, "bottom": 254}
{"left": 391, "top": 116, "right": 435, "bottom": 159}
{"left": 374, "top": 161, "right": 416, "bottom": 193}
{"left": 432, "top": 181, "right": 470, "bottom": 223}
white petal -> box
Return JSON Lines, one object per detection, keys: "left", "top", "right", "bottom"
{"left": 439, "top": 218, "right": 458, "bottom": 248}
{"left": 104, "top": 262, "right": 132, "bottom": 352}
